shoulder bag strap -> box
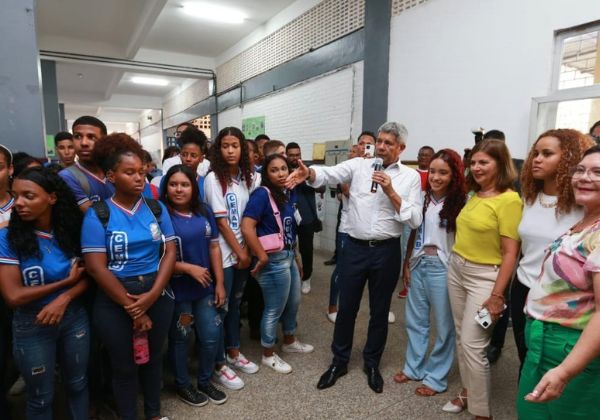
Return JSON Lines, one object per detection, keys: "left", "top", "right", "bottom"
{"left": 261, "top": 186, "right": 284, "bottom": 235}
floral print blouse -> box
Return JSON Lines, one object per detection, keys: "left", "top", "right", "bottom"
{"left": 525, "top": 219, "right": 599, "bottom": 330}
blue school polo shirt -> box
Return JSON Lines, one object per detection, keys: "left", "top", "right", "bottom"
{"left": 59, "top": 163, "right": 114, "bottom": 206}
{"left": 159, "top": 174, "right": 205, "bottom": 202}
{"left": 169, "top": 209, "right": 219, "bottom": 302}
{"left": 81, "top": 198, "right": 175, "bottom": 278}
{"left": 0, "top": 229, "right": 73, "bottom": 306}
{"left": 243, "top": 187, "right": 297, "bottom": 246}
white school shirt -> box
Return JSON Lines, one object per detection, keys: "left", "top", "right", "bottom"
{"left": 162, "top": 155, "right": 211, "bottom": 177}
{"left": 409, "top": 194, "right": 454, "bottom": 269}
{"left": 516, "top": 193, "right": 583, "bottom": 288}
{"left": 204, "top": 171, "right": 261, "bottom": 268}
{"left": 308, "top": 157, "right": 422, "bottom": 240}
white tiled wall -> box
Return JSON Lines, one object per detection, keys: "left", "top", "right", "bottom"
{"left": 216, "top": 0, "right": 364, "bottom": 92}
{"left": 217, "top": 62, "right": 364, "bottom": 251}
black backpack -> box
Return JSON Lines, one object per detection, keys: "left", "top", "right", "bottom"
{"left": 91, "top": 198, "right": 163, "bottom": 228}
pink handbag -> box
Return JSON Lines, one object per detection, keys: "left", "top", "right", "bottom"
{"left": 258, "top": 187, "right": 285, "bottom": 253}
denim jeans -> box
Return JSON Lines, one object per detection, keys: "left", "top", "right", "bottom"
{"left": 169, "top": 295, "right": 221, "bottom": 388}
{"left": 94, "top": 274, "right": 174, "bottom": 420}
{"left": 328, "top": 232, "right": 348, "bottom": 306}
{"left": 255, "top": 250, "right": 301, "bottom": 348}
{"left": 215, "top": 266, "right": 248, "bottom": 363}
{"left": 13, "top": 302, "right": 89, "bottom": 420}
{"left": 403, "top": 255, "right": 455, "bottom": 392}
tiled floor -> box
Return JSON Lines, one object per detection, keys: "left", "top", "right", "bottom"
{"left": 9, "top": 250, "right": 519, "bottom": 419}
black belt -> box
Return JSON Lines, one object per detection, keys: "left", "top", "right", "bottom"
{"left": 348, "top": 236, "right": 397, "bottom": 247}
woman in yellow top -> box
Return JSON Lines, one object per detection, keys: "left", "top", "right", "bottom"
{"left": 443, "top": 139, "right": 523, "bottom": 420}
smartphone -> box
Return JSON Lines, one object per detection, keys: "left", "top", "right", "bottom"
{"left": 364, "top": 144, "right": 375, "bottom": 158}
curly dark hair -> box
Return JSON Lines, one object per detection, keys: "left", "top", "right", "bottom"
{"left": 8, "top": 167, "right": 82, "bottom": 259}
{"left": 260, "top": 154, "right": 289, "bottom": 208}
{"left": 160, "top": 164, "right": 208, "bottom": 218}
{"left": 521, "top": 129, "right": 594, "bottom": 215}
{"left": 423, "top": 149, "right": 467, "bottom": 232}
{"left": 92, "top": 132, "right": 144, "bottom": 173}
{"left": 209, "top": 127, "right": 253, "bottom": 195}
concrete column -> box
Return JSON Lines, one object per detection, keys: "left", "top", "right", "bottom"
{"left": 362, "top": 0, "right": 391, "bottom": 133}
{"left": 0, "top": 0, "right": 46, "bottom": 156}
{"left": 41, "top": 60, "right": 61, "bottom": 137}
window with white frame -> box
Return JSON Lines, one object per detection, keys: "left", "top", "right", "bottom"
{"left": 530, "top": 21, "right": 600, "bottom": 144}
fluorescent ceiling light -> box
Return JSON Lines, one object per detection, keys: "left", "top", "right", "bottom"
{"left": 131, "top": 76, "right": 169, "bottom": 86}
{"left": 182, "top": 2, "right": 247, "bottom": 24}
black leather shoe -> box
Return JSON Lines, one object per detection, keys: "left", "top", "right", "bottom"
{"left": 363, "top": 366, "right": 383, "bottom": 393}
{"left": 317, "top": 365, "right": 348, "bottom": 389}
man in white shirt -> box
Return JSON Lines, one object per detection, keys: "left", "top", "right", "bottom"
{"left": 286, "top": 122, "right": 422, "bottom": 393}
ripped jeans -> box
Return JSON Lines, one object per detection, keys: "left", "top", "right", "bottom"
{"left": 13, "top": 302, "right": 89, "bottom": 420}
{"left": 169, "top": 295, "right": 221, "bottom": 388}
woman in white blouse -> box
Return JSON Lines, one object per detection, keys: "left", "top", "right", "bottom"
{"left": 512, "top": 129, "right": 594, "bottom": 370}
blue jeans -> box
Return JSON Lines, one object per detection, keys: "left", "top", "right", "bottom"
{"left": 169, "top": 295, "right": 221, "bottom": 387}
{"left": 403, "top": 255, "right": 455, "bottom": 392}
{"left": 255, "top": 250, "right": 301, "bottom": 348}
{"left": 13, "top": 302, "right": 89, "bottom": 420}
{"left": 329, "top": 232, "right": 348, "bottom": 306}
{"left": 216, "top": 266, "right": 248, "bottom": 363}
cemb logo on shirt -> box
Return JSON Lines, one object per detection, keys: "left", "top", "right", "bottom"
{"left": 149, "top": 223, "right": 162, "bottom": 241}
{"left": 109, "top": 231, "right": 128, "bottom": 271}
{"left": 226, "top": 193, "right": 239, "bottom": 230}
{"left": 23, "top": 266, "right": 44, "bottom": 286}
{"left": 284, "top": 217, "right": 293, "bottom": 245}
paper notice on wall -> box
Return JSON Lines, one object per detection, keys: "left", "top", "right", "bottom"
{"left": 312, "top": 143, "right": 325, "bottom": 160}
{"left": 242, "top": 116, "right": 266, "bottom": 139}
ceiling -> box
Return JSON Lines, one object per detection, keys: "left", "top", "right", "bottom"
{"left": 36, "top": 0, "right": 297, "bottom": 130}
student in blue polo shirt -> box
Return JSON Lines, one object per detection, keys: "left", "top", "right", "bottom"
{"left": 0, "top": 144, "right": 13, "bottom": 417}
{"left": 59, "top": 116, "right": 114, "bottom": 212}
{"left": 241, "top": 154, "right": 313, "bottom": 375}
{"left": 160, "top": 165, "right": 228, "bottom": 406}
{"left": 81, "top": 134, "right": 176, "bottom": 420}
{"left": 0, "top": 167, "right": 89, "bottom": 419}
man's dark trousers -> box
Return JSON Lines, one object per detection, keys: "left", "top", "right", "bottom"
{"left": 332, "top": 237, "right": 401, "bottom": 368}
{"left": 297, "top": 224, "right": 315, "bottom": 280}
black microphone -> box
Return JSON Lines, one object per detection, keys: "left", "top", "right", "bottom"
{"left": 371, "top": 157, "right": 383, "bottom": 193}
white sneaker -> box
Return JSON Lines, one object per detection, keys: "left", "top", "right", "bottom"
{"left": 261, "top": 353, "right": 292, "bottom": 374}
{"left": 212, "top": 365, "right": 244, "bottom": 390}
{"left": 281, "top": 339, "right": 314, "bottom": 354}
{"left": 9, "top": 375, "right": 26, "bottom": 396}
{"left": 226, "top": 352, "right": 259, "bottom": 374}
{"left": 327, "top": 312, "right": 337, "bottom": 323}
{"left": 388, "top": 311, "right": 396, "bottom": 324}
{"left": 301, "top": 278, "right": 311, "bottom": 294}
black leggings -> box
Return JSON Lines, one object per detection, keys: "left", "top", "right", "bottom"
{"left": 509, "top": 276, "right": 530, "bottom": 373}
{"left": 94, "top": 276, "right": 174, "bottom": 420}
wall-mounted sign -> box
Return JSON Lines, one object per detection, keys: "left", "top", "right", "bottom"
{"left": 242, "top": 116, "right": 265, "bottom": 139}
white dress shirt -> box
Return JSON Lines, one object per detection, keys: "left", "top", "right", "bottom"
{"left": 308, "top": 157, "right": 422, "bottom": 240}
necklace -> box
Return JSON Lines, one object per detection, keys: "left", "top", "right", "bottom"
{"left": 538, "top": 193, "right": 557, "bottom": 208}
